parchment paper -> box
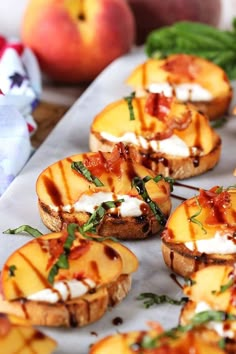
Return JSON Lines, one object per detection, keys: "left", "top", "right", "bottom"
{"left": 0, "top": 46, "right": 236, "bottom": 354}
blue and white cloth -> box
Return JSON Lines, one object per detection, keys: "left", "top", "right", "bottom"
{"left": 0, "top": 35, "right": 42, "bottom": 197}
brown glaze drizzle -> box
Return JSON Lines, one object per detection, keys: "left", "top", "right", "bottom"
{"left": 141, "top": 62, "right": 147, "bottom": 88}
{"left": 112, "top": 316, "right": 123, "bottom": 326}
{"left": 104, "top": 245, "right": 119, "bottom": 260}
{"left": 170, "top": 273, "right": 183, "bottom": 289}
{"left": 13, "top": 251, "right": 49, "bottom": 298}
{"left": 19, "top": 298, "right": 29, "bottom": 319}
{"left": 78, "top": 0, "right": 85, "bottom": 21}
{"left": 42, "top": 174, "right": 62, "bottom": 206}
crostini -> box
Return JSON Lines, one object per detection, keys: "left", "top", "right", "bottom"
{"left": 36, "top": 143, "right": 172, "bottom": 239}
{"left": 180, "top": 265, "right": 236, "bottom": 353}
{"left": 126, "top": 54, "right": 232, "bottom": 120}
{"left": 162, "top": 186, "right": 236, "bottom": 277}
{"left": 0, "top": 224, "right": 138, "bottom": 327}
{"left": 89, "top": 320, "right": 227, "bottom": 354}
{"left": 90, "top": 93, "right": 221, "bottom": 179}
{"left": 0, "top": 313, "right": 57, "bottom": 353}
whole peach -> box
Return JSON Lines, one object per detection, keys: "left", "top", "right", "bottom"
{"left": 21, "top": 0, "right": 135, "bottom": 83}
{"left": 127, "top": 0, "right": 221, "bottom": 45}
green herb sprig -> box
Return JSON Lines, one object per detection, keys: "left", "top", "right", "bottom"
{"left": 189, "top": 196, "right": 207, "bottom": 234}
{"left": 145, "top": 19, "right": 236, "bottom": 80}
{"left": 137, "top": 292, "right": 188, "bottom": 308}
{"left": 47, "top": 223, "right": 77, "bottom": 284}
{"left": 132, "top": 176, "right": 167, "bottom": 226}
{"left": 71, "top": 161, "right": 104, "bottom": 187}
{"left": 8, "top": 265, "right": 17, "bottom": 277}
{"left": 143, "top": 174, "right": 175, "bottom": 192}
{"left": 78, "top": 199, "right": 123, "bottom": 242}
{"left": 139, "top": 310, "right": 236, "bottom": 349}
{"left": 3, "top": 225, "right": 43, "bottom": 238}
{"left": 212, "top": 278, "right": 234, "bottom": 295}
{"left": 124, "top": 91, "right": 136, "bottom": 120}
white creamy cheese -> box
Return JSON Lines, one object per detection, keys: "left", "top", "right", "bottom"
{"left": 73, "top": 192, "right": 144, "bottom": 217}
{"left": 52, "top": 192, "right": 145, "bottom": 217}
{"left": 149, "top": 82, "right": 213, "bottom": 102}
{"left": 27, "top": 278, "right": 96, "bottom": 303}
{"left": 100, "top": 132, "right": 190, "bottom": 157}
{"left": 195, "top": 301, "right": 234, "bottom": 338}
{"left": 185, "top": 231, "right": 236, "bottom": 254}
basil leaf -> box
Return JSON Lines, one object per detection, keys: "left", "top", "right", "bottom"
{"left": 132, "top": 176, "right": 166, "bottom": 226}
{"left": 124, "top": 92, "right": 136, "bottom": 120}
{"left": 145, "top": 20, "right": 236, "bottom": 80}
{"left": 81, "top": 199, "right": 124, "bottom": 234}
{"left": 137, "top": 292, "right": 188, "bottom": 308}
{"left": 8, "top": 265, "right": 17, "bottom": 277}
{"left": 47, "top": 223, "right": 77, "bottom": 284}
{"left": 71, "top": 161, "right": 104, "bottom": 187}
{"left": 3, "top": 225, "right": 43, "bottom": 238}
{"left": 189, "top": 197, "right": 207, "bottom": 234}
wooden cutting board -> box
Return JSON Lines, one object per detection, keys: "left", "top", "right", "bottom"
{"left": 31, "top": 101, "right": 70, "bottom": 148}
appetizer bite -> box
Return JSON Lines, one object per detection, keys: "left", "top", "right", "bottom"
{"left": 36, "top": 143, "right": 171, "bottom": 239}
{"left": 90, "top": 93, "right": 221, "bottom": 179}
{"left": 0, "top": 224, "right": 138, "bottom": 327}
{"left": 126, "top": 54, "right": 232, "bottom": 120}
{"left": 0, "top": 313, "right": 56, "bottom": 353}
{"left": 181, "top": 265, "right": 236, "bottom": 353}
{"left": 89, "top": 320, "right": 226, "bottom": 354}
{"left": 162, "top": 186, "right": 236, "bottom": 277}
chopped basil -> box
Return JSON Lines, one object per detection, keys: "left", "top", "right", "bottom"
{"left": 124, "top": 92, "right": 136, "bottom": 120}
{"left": 132, "top": 176, "right": 167, "bottom": 226}
{"left": 79, "top": 199, "right": 123, "bottom": 241}
{"left": 3, "top": 225, "right": 43, "bottom": 238}
{"left": 210, "top": 117, "right": 227, "bottom": 129}
{"left": 212, "top": 278, "right": 234, "bottom": 295}
{"left": 137, "top": 292, "right": 188, "bottom": 308}
{"left": 142, "top": 174, "right": 175, "bottom": 193}
{"left": 184, "top": 277, "right": 196, "bottom": 287}
{"left": 189, "top": 197, "right": 207, "bottom": 234}
{"left": 218, "top": 337, "right": 226, "bottom": 349}
{"left": 138, "top": 310, "right": 236, "bottom": 349}
{"left": 47, "top": 223, "right": 76, "bottom": 284}
{"left": 71, "top": 161, "right": 104, "bottom": 187}
{"left": 8, "top": 265, "right": 17, "bottom": 277}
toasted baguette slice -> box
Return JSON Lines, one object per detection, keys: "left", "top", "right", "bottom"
{"left": 0, "top": 313, "right": 57, "bottom": 353}
{"left": 89, "top": 323, "right": 226, "bottom": 354}
{"left": 126, "top": 54, "right": 232, "bottom": 120}
{"left": 161, "top": 186, "right": 236, "bottom": 277}
{"left": 180, "top": 301, "right": 236, "bottom": 354}
{"left": 0, "top": 227, "right": 138, "bottom": 327}
{"left": 180, "top": 265, "right": 236, "bottom": 354}
{"left": 0, "top": 274, "right": 131, "bottom": 328}
{"left": 90, "top": 95, "right": 221, "bottom": 179}
{"left": 36, "top": 144, "right": 171, "bottom": 239}
{"left": 161, "top": 239, "right": 236, "bottom": 278}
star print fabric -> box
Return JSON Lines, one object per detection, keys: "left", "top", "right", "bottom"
{"left": 0, "top": 35, "right": 42, "bottom": 197}
{"left": 0, "top": 35, "right": 42, "bottom": 134}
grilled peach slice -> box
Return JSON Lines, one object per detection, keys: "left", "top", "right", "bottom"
{"left": 89, "top": 327, "right": 226, "bottom": 354}
{"left": 1, "top": 229, "right": 124, "bottom": 301}
{"left": 126, "top": 54, "right": 232, "bottom": 120}
{"left": 161, "top": 187, "right": 236, "bottom": 277}
{"left": 0, "top": 313, "right": 56, "bottom": 353}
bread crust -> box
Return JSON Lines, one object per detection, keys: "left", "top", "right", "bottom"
{"left": 161, "top": 239, "right": 236, "bottom": 278}
{"left": 0, "top": 274, "right": 131, "bottom": 327}
{"left": 189, "top": 92, "right": 232, "bottom": 121}
{"left": 38, "top": 200, "right": 169, "bottom": 239}
{"left": 90, "top": 132, "right": 221, "bottom": 180}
